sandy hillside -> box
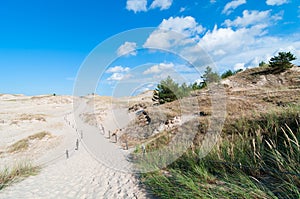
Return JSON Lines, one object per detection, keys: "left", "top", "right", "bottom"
{"left": 0, "top": 94, "right": 150, "bottom": 199}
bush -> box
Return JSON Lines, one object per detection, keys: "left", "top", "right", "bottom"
{"left": 221, "top": 70, "right": 234, "bottom": 79}
{"left": 269, "top": 51, "right": 296, "bottom": 70}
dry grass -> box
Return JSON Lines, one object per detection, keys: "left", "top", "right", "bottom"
{"left": 19, "top": 114, "right": 46, "bottom": 122}
{"left": 8, "top": 131, "right": 52, "bottom": 153}
{"left": 0, "top": 161, "right": 40, "bottom": 190}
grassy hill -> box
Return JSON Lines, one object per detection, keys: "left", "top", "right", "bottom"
{"left": 129, "top": 66, "right": 300, "bottom": 199}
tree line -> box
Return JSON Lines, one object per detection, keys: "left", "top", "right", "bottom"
{"left": 153, "top": 51, "right": 297, "bottom": 104}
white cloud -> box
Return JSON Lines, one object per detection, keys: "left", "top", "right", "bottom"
{"left": 143, "top": 63, "right": 174, "bottom": 74}
{"left": 107, "top": 73, "right": 132, "bottom": 81}
{"left": 150, "top": 0, "right": 173, "bottom": 10}
{"left": 179, "top": 7, "right": 186, "bottom": 12}
{"left": 266, "top": 0, "right": 288, "bottom": 6}
{"left": 210, "top": 0, "right": 217, "bottom": 3}
{"left": 142, "top": 11, "right": 300, "bottom": 75}
{"left": 223, "top": 10, "right": 272, "bottom": 27}
{"left": 159, "top": 16, "right": 205, "bottom": 36}
{"left": 126, "top": 0, "right": 147, "bottom": 13}
{"left": 107, "top": 73, "right": 124, "bottom": 81}
{"left": 199, "top": 24, "right": 267, "bottom": 57}
{"left": 106, "top": 66, "right": 130, "bottom": 73}
{"left": 233, "top": 63, "right": 245, "bottom": 71}
{"left": 117, "top": 42, "right": 137, "bottom": 56}
{"left": 144, "top": 16, "right": 205, "bottom": 49}
{"left": 222, "top": 0, "right": 246, "bottom": 15}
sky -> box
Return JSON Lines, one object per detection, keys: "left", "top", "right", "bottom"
{"left": 0, "top": 0, "right": 299, "bottom": 96}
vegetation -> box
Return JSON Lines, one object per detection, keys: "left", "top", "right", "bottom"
{"left": 221, "top": 69, "right": 234, "bottom": 79}
{"left": 259, "top": 61, "right": 267, "bottom": 67}
{"left": 141, "top": 105, "right": 300, "bottom": 199}
{"left": 221, "top": 68, "right": 244, "bottom": 79}
{"left": 269, "top": 51, "right": 296, "bottom": 70}
{"left": 8, "top": 131, "right": 51, "bottom": 153}
{"left": 0, "top": 162, "right": 40, "bottom": 190}
{"left": 153, "top": 67, "right": 222, "bottom": 104}
{"left": 152, "top": 76, "right": 192, "bottom": 104}
{"left": 201, "top": 66, "right": 220, "bottom": 87}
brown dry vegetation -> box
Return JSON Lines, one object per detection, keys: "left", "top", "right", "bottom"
{"left": 8, "top": 131, "right": 52, "bottom": 153}
{"left": 118, "top": 66, "right": 300, "bottom": 147}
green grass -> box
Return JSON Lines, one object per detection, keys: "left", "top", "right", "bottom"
{"left": 0, "top": 162, "right": 40, "bottom": 191}
{"left": 140, "top": 105, "right": 300, "bottom": 199}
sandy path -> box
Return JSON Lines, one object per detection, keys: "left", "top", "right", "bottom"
{"left": 0, "top": 99, "right": 150, "bottom": 199}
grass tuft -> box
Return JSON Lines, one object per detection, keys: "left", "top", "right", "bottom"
{"left": 8, "top": 131, "right": 51, "bottom": 153}
{"left": 0, "top": 162, "right": 40, "bottom": 191}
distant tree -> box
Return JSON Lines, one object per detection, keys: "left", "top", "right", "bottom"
{"left": 178, "top": 83, "right": 191, "bottom": 98}
{"left": 259, "top": 61, "right": 267, "bottom": 67}
{"left": 221, "top": 70, "right": 234, "bottom": 79}
{"left": 53, "top": 93, "right": 56, "bottom": 96}
{"left": 201, "top": 66, "right": 220, "bottom": 87}
{"left": 269, "top": 51, "right": 296, "bottom": 70}
{"left": 152, "top": 76, "right": 180, "bottom": 104}
{"left": 235, "top": 69, "right": 243, "bottom": 73}
{"left": 191, "top": 82, "right": 201, "bottom": 90}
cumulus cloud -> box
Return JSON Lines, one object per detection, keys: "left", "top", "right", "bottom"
{"left": 117, "top": 42, "right": 137, "bottom": 56}
{"left": 143, "top": 63, "right": 174, "bottom": 74}
{"left": 233, "top": 63, "right": 245, "bottom": 71}
{"left": 199, "top": 24, "right": 268, "bottom": 57}
{"left": 107, "top": 73, "right": 132, "bottom": 81}
{"left": 159, "top": 16, "right": 205, "bottom": 36}
{"left": 144, "top": 16, "right": 205, "bottom": 49}
{"left": 222, "top": 0, "right": 246, "bottom": 15}
{"left": 107, "top": 73, "right": 124, "bottom": 81}
{"left": 223, "top": 10, "right": 272, "bottom": 27}
{"left": 142, "top": 10, "right": 300, "bottom": 74}
{"left": 106, "top": 66, "right": 130, "bottom": 73}
{"left": 150, "top": 0, "right": 173, "bottom": 10}
{"left": 126, "top": 0, "right": 147, "bottom": 13}
{"left": 266, "top": 0, "right": 288, "bottom": 6}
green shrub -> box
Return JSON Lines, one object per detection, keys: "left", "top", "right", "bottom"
{"left": 269, "top": 51, "right": 296, "bottom": 70}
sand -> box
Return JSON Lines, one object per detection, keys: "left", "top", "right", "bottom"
{"left": 0, "top": 94, "right": 150, "bottom": 199}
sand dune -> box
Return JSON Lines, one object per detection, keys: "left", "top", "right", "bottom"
{"left": 0, "top": 94, "right": 149, "bottom": 198}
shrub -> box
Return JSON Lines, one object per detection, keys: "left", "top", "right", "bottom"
{"left": 152, "top": 76, "right": 191, "bottom": 104}
{"left": 221, "top": 70, "right": 234, "bottom": 79}
{"left": 269, "top": 51, "right": 296, "bottom": 70}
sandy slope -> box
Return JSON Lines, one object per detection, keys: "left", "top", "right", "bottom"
{"left": 0, "top": 95, "right": 149, "bottom": 199}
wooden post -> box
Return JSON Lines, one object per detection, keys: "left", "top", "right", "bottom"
{"left": 102, "top": 126, "right": 105, "bottom": 135}
{"left": 125, "top": 140, "right": 128, "bottom": 150}
{"left": 114, "top": 134, "right": 117, "bottom": 143}
{"left": 66, "top": 150, "right": 69, "bottom": 159}
{"left": 108, "top": 130, "right": 111, "bottom": 139}
{"left": 81, "top": 132, "right": 83, "bottom": 139}
{"left": 76, "top": 139, "right": 79, "bottom": 150}
{"left": 142, "top": 144, "right": 146, "bottom": 156}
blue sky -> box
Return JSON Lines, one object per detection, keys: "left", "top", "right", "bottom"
{"left": 0, "top": 0, "right": 299, "bottom": 96}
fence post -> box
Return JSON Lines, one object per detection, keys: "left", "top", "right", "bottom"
{"left": 125, "top": 140, "right": 128, "bottom": 150}
{"left": 81, "top": 132, "right": 83, "bottom": 139}
{"left": 142, "top": 144, "right": 146, "bottom": 156}
{"left": 66, "top": 150, "right": 69, "bottom": 159}
{"left": 102, "top": 126, "right": 105, "bottom": 135}
{"left": 76, "top": 139, "right": 79, "bottom": 150}
{"left": 115, "top": 134, "right": 117, "bottom": 143}
{"left": 108, "top": 130, "right": 111, "bottom": 139}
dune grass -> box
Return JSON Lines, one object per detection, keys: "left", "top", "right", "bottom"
{"left": 0, "top": 162, "right": 40, "bottom": 191}
{"left": 8, "top": 131, "right": 51, "bottom": 153}
{"left": 140, "top": 105, "right": 300, "bottom": 198}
